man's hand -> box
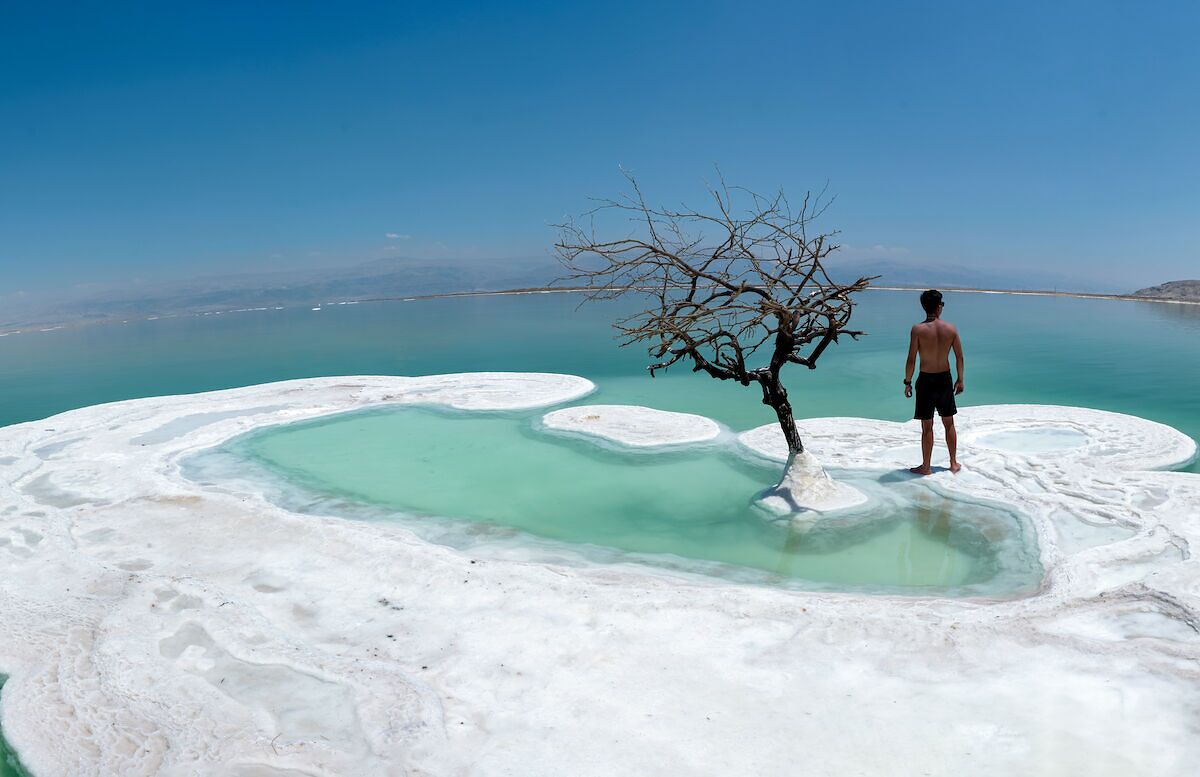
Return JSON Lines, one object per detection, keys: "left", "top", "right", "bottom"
{"left": 904, "top": 383, "right": 913, "bottom": 399}
{"left": 955, "top": 379, "right": 964, "bottom": 395}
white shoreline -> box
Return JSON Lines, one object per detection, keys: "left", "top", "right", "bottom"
{"left": 1, "top": 375, "right": 1199, "bottom": 775}
{"left": 869, "top": 285, "right": 1200, "bottom": 306}
{"left": 1, "top": 283, "right": 1195, "bottom": 339}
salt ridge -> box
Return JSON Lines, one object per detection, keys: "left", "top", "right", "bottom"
{"left": 1, "top": 374, "right": 1198, "bottom": 775}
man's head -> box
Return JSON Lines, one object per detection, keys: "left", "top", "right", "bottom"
{"left": 920, "top": 289, "right": 944, "bottom": 316}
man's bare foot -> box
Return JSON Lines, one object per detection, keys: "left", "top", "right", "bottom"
{"left": 949, "top": 462, "right": 962, "bottom": 473}
{"left": 909, "top": 465, "right": 932, "bottom": 476}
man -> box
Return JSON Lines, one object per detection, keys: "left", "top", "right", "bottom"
{"left": 904, "top": 289, "right": 964, "bottom": 475}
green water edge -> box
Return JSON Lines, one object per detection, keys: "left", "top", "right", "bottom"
{"left": 0, "top": 678, "right": 30, "bottom": 777}
{"left": 188, "top": 404, "right": 1045, "bottom": 596}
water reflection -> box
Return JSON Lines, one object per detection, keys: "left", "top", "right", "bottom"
{"left": 1137, "top": 299, "right": 1200, "bottom": 330}
{"left": 770, "top": 479, "right": 1018, "bottom": 590}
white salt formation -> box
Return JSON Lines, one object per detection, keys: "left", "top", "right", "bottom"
{"left": 738, "top": 404, "right": 1196, "bottom": 472}
{"left": 541, "top": 404, "right": 722, "bottom": 447}
{"left": 755, "top": 449, "right": 870, "bottom": 515}
{"left": 1, "top": 375, "right": 1198, "bottom": 776}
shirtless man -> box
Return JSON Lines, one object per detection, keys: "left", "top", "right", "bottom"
{"left": 904, "top": 289, "right": 964, "bottom": 475}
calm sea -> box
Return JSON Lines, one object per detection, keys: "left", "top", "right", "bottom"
{"left": 2, "top": 289, "right": 1197, "bottom": 473}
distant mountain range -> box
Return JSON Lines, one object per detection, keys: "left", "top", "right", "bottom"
{"left": 0, "top": 255, "right": 1144, "bottom": 330}
{"left": 0, "top": 257, "right": 561, "bottom": 329}
{"left": 1132, "top": 280, "right": 1200, "bottom": 302}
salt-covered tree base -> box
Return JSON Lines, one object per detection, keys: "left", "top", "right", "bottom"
{"left": 756, "top": 450, "right": 869, "bottom": 516}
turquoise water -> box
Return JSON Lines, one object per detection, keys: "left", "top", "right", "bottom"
{"left": 0, "top": 678, "right": 28, "bottom": 777}
{"left": 218, "top": 406, "right": 1041, "bottom": 593}
{"left": 1, "top": 291, "right": 1197, "bottom": 473}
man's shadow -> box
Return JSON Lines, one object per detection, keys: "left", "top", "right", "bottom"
{"left": 879, "top": 466, "right": 951, "bottom": 483}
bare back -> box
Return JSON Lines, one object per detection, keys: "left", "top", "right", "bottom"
{"left": 904, "top": 296, "right": 965, "bottom": 475}
{"left": 911, "top": 319, "right": 959, "bottom": 373}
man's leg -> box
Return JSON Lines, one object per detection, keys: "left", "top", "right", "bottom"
{"left": 942, "top": 415, "right": 961, "bottom": 473}
{"left": 910, "top": 419, "right": 935, "bottom": 475}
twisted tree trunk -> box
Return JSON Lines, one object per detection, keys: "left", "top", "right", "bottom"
{"left": 758, "top": 374, "right": 802, "bottom": 454}
{"left": 756, "top": 319, "right": 804, "bottom": 455}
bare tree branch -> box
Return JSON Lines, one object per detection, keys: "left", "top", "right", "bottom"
{"left": 555, "top": 172, "right": 875, "bottom": 455}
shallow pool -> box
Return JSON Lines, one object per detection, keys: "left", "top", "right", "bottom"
{"left": 975, "top": 426, "right": 1090, "bottom": 453}
{"left": 195, "top": 406, "right": 1043, "bottom": 595}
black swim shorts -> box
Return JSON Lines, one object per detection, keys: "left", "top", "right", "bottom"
{"left": 914, "top": 370, "right": 957, "bottom": 420}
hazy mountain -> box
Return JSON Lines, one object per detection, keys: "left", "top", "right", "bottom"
{"left": 1132, "top": 280, "right": 1200, "bottom": 302}
{"left": 0, "top": 256, "right": 562, "bottom": 329}
{"left": 0, "top": 255, "right": 1128, "bottom": 330}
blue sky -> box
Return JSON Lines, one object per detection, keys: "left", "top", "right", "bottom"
{"left": 2, "top": 0, "right": 1197, "bottom": 298}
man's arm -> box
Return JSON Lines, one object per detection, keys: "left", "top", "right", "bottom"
{"left": 952, "top": 329, "right": 965, "bottom": 394}
{"left": 904, "top": 327, "right": 918, "bottom": 397}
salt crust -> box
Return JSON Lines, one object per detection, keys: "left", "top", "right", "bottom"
{"left": 1, "top": 376, "right": 1199, "bottom": 775}
{"left": 737, "top": 404, "right": 1198, "bottom": 472}
{"left": 755, "top": 450, "right": 870, "bottom": 515}
{"left": 541, "top": 404, "right": 721, "bottom": 447}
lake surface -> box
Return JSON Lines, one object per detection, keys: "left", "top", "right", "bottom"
{"left": 2, "top": 290, "right": 1198, "bottom": 474}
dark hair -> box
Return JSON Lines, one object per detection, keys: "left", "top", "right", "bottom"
{"left": 920, "top": 289, "right": 943, "bottom": 315}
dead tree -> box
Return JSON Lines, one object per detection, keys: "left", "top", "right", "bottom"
{"left": 555, "top": 173, "right": 873, "bottom": 457}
